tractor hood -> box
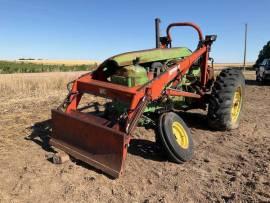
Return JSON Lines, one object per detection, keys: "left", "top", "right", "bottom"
{"left": 105, "top": 47, "right": 192, "bottom": 67}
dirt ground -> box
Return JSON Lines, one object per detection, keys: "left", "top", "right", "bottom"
{"left": 0, "top": 71, "right": 269, "bottom": 202}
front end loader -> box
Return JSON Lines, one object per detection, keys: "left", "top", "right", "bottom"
{"left": 50, "top": 18, "right": 245, "bottom": 178}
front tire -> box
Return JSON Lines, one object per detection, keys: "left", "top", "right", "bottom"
{"left": 157, "top": 112, "right": 194, "bottom": 163}
{"left": 207, "top": 68, "right": 245, "bottom": 130}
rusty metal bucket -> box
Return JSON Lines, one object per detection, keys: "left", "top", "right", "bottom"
{"left": 50, "top": 109, "right": 130, "bottom": 178}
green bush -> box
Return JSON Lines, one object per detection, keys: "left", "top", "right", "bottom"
{"left": 0, "top": 61, "right": 98, "bottom": 74}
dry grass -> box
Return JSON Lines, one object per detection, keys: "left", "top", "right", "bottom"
{"left": 0, "top": 64, "right": 253, "bottom": 101}
{"left": 13, "top": 59, "right": 99, "bottom": 66}
{"left": 0, "top": 72, "right": 87, "bottom": 100}
{"left": 214, "top": 63, "right": 254, "bottom": 69}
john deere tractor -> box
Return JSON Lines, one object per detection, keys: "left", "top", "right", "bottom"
{"left": 50, "top": 18, "right": 245, "bottom": 178}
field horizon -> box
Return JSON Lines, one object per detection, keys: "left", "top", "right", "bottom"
{"left": 3, "top": 59, "right": 254, "bottom": 66}
{"left": 8, "top": 59, "right": 100, "bottom": 66}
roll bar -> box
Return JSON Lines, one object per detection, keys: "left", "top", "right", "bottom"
{"left": 166, "top": 22, "right": 204, "bottom": 42}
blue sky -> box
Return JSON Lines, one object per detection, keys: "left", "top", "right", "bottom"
{"left": 0, "top": 0, "right": 269, "bottom": 63}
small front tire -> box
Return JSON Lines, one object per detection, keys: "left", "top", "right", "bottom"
{"left": 157, "top": 112, "right": 194, "bottom": 163}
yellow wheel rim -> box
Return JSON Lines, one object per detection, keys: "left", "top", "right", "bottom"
{"left": 172, "top": 121, "right": 189, "bottom": 149}
{"left": 231, "top": 87, "right": 242, "bottom": 123}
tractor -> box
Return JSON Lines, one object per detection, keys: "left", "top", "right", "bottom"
{"left": 50, "top": 18, "right": 245, "bottom": 178}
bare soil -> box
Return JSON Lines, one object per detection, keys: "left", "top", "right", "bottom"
{"left": 0, "top": 71, "right": 269, "bottom": 202}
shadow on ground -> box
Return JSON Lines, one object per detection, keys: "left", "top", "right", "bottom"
{"left": 245, "top": 79, "right": 270, "bottom": 86}
{"left": 128, "top": 139, "right": 166, "bottom": 162}
{"left": 25, "top": 119, "right": 55, "bottom": 153}
{"left": 24, "top": 110, "right": 210, "bottom": 171}
{"left": 178, "top": 111, "right": 209, "bottom": 131}
{"left": 25, "top": 119, "right": 117, "bottom": 178}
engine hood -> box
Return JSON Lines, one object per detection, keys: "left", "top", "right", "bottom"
{"left": 105, "top": 47, "right": 192, "bottom": 67}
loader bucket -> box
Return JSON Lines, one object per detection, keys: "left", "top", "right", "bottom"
{"left": 50, "top": 109, "right": 130, "bottom": 178}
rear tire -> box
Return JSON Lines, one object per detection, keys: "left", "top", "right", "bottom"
{"left": 207, "top": 68, "right": 245, "bottom": 130}
{"left": 157, "top": 112, "right": 194, "bottom": 163}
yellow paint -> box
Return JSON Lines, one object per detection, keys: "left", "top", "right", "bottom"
{"left": 231, "top": 87, "right": 242, "bottom": 123}
{"left": 172, "top": 121, "right": 189, "bottom": 149}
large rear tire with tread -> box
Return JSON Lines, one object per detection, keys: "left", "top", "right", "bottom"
{"left": 207, "top": 68, "right": 245, "bottom": 130}
{"left": 157, "top": 112, "right": 194, "bottom": 163}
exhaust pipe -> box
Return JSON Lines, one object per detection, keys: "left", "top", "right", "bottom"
{"left": 155, "top": 18, "right": 161, "bottom": 48}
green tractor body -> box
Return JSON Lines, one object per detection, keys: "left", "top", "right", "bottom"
{"left": 109, "top": 47, "right": 192, "bottom": 66}
{"left": 106, "top": 47, "right": 201, "bottom": 121}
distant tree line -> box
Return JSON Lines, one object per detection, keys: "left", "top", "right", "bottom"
{"left": 0, "top": 61, "right": 98, "bottom": 74}
{"left": 18, "top": 58, "right": 35, "bottom": 60}
{"left": 255, "top": 41, "right": 270, "bottom": 67}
